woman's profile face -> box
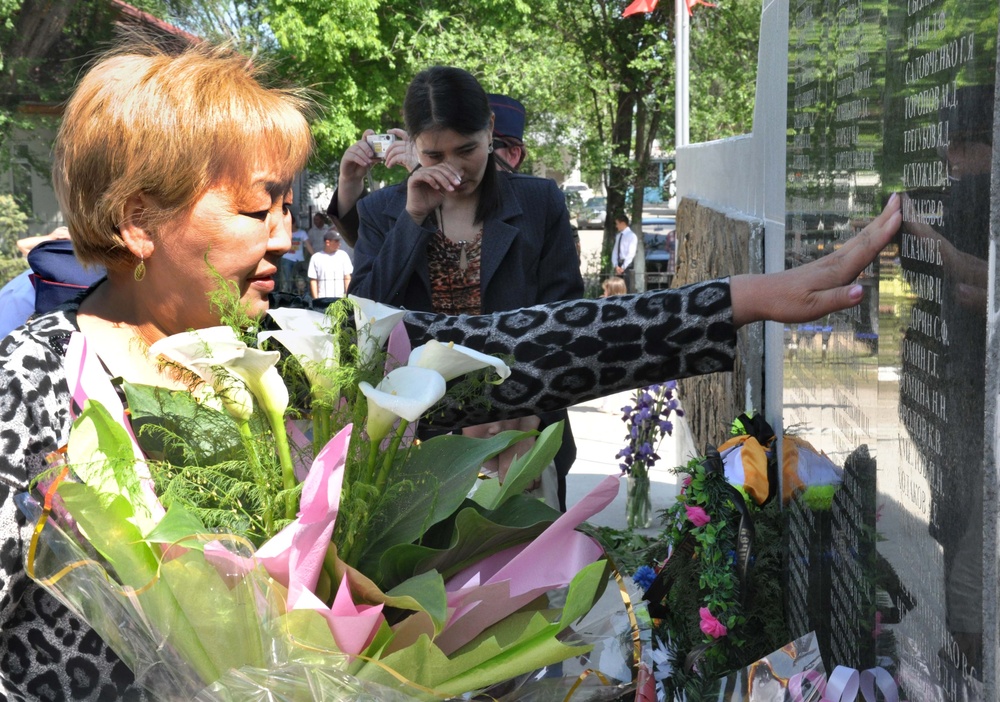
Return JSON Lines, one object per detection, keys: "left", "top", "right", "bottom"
{"left": 414, "top": 127, "right": 492, "bottom": 196}
{"left": 142, "top": 168, "right": 293, "bottom": 332}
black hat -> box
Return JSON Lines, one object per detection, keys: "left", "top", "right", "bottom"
{"left": 488, "top": 94, "right": 526, "bottom": 143}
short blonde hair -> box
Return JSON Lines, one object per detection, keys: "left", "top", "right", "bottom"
{"left": 53, "top": 40, "right": 314, "bottom": 269}
{"left": 602, "top": 276, "right": 627, "bottom": 296}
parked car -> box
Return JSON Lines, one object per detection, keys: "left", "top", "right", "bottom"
{"left": 561, "top": 189, "right": 585, "bottom": 222}
{"left": 580, "top": 196, "right": 607, "bottom": 229}
{"left": 561, "top": 182, "right": 594, "bottom": 203}
{"left": 642, "top": 216, "right": 677, "bottom": 290}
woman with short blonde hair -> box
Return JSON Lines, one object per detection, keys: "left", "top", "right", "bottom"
{"left": 54, "top": 42, "right": 313, "bottom": 271}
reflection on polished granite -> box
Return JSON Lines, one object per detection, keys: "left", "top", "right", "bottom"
{"left": 784, "top": 0, "right": 997, "bottom": 699}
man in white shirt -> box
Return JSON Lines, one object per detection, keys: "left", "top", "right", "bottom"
{"left": 308, "top": 232, "right": 353, "bottom": 299}
{"left": 612, "top": 214, "right": 638, "bottom": 291}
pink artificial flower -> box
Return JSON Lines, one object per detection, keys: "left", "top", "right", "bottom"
{"left": 685, "top": 503, "right": 710, "bottom": 527}
{"left": 699, "top": 607, "right": 727, "bottom": 638}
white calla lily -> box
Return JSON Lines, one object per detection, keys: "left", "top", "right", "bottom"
{"left": 261, "top": 308, "right": 338, "bottom": 390}
{"left": 150, "top": 325, "right": 298, "bottom": 517}
{"left": 408, "top": 340, "right": 511, "bottom": 382}
{"left": 358, "top": 366, "right": 446, "bottom": 443}
{"left": 265, "top": 307, "right": 328, "bottom": 334}
{"left": 224, "top": 347, "right": 289, "bottom": 419}
{"left": 150, "top": 326, "right": 288, "bottom": 421}
{"left": 349, "top": 295, "right": 407, "bottom": 365}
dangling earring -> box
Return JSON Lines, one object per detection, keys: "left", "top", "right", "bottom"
{"left": 488, "top": 143, "right": 494, "bottom": 154}
{"left": 134, "top": 254, "right": 146, "bottom": 282}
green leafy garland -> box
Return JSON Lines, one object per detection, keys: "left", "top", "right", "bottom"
{"left": 645, "top": 454, "right": 788, "bottom": 700}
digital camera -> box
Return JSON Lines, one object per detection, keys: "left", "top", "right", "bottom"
{"left": 366, "top": 133, "right": 396, "bottom": 158}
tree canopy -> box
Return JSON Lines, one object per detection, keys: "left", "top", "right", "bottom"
{"left": 0, "top": 0, "right": 759, "bottom": 238}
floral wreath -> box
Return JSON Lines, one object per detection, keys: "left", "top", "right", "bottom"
{"left": 635, "top": 414, "right": 789, "bottom": 700}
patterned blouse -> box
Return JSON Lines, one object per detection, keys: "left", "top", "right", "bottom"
{"left": 0, "top": 279, "right": 736, "bottom": 700}
{"left": 427, "top": 228, "right": 484, "bottom": 316}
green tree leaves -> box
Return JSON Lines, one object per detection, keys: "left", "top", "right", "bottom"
{"left": 0, "top": 193, "right": 27, "bottom": 256}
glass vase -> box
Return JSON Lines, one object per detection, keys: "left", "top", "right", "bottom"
{"left": 626, "top": 470, "right": 653, "bottom": 529}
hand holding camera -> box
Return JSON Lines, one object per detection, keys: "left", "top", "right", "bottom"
{"left": 366, "top": 133, "right": 396, "bottom": 158}
{"left": 337, "top": 128, "right": 413, "bottom": 225}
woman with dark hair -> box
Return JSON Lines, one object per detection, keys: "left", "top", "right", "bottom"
{"left": 349, "top": 66, "right": 583, "bottom": 508}
{"left": 349, "top": 66, "right": 582, "bottom": 315}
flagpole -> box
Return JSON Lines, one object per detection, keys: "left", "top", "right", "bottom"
{"left": 675, "top": 0, "right": 690, "bottom": 149}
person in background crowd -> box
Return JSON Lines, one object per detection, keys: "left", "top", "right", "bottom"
{"left": 349, "top": 67, "right": 584, "bottom": 510}
{"left": 306, "top": 212, "right": 331, "bottom": 262}
{"left": 488, "top": 94, "right": 527, "bottom": 171}
{"left": 309, "top": 231, "right": 353, "bottom": 300}
{"left": 489, "top": 91, "right": 579, "bottom": 509}
{"left": 0, "top": 228, "right": 70, "bottom": 338}
{"left": 350, "top": 66, "right": 582, "bottom": 316}
{"left": 0, "top": 270, "right": 34, "bottom": 339}
{"left": 327, "top": 127, "right": 412, "bottom": 248}
{"left": 612, "top": 214, "right": 638, "bottom": 291}
{"left": 602, "top": 276, "right": 628, "bottom": 297}
{"left": 0, "top": 227, "right": 103, "bottom": 338}
{"left": 280, "top": 215, "right": 312, "bottom": 292}
{"left": 15, "top": 226, "right": 70, "bottom": 256}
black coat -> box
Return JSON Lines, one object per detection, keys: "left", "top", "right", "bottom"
{"left": 349, "top": 171, "right": 584, "bottom": 311}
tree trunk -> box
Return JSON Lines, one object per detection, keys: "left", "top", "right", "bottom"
{"left": 8, "top": 0, "right": 79, "bottom": 61}
{"left": 631, "top": 100, "right": 649, "bottom": 293}
{"left": 604, "top": 87, "right": 635, "bottom": 277}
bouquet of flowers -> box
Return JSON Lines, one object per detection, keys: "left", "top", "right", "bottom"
{"left": 19, "top": 294, "right": 648, "bottom": 701}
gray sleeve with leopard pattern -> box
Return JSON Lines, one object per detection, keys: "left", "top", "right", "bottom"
{"left": 405, "top": 278, "right": 737, "bottom": 428}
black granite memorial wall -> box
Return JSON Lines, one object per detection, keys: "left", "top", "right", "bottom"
{"left": 785, "top": 0, "right": 997, "bottom": 699}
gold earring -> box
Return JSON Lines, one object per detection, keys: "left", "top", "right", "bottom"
{"left": 134, "top": 255, "right": 146, "bottom": 282}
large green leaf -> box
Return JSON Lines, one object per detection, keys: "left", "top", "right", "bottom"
{"left": 67, "top": 400, "right": 160, "bottom": 533}
{"left": 159, "top": 549, "right": 267, "bottom": 674}
{"left": 57, "top": 481, "right": 221, "bottom": 683}
{"left": 384, "top": 570, "right": 448, "bottom": 633}
{"left": 122, "top": 382, "right": 243, "bottom": 466}
{"left": 143, "top": 502, "right": 209, "bottom": 550}
{"left": 470, "top": 422, "right": 564, "bottom": 511}
{"left": 379, "top": 496, "right": 560, "bottom": 589}
{"left": 355, "top": 431, "right": 532, "bottom": 579}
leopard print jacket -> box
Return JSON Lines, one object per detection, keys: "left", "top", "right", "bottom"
{"left": 0, "top": 278, "right": 735, "bottom": 701}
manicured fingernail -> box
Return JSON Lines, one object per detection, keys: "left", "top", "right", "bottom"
{"left": 848, "top": 284, "right": 863, "bottom": 302}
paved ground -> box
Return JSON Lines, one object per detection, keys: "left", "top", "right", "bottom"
{"left": 562, "top": 390, "right": 695, "bottom": 532}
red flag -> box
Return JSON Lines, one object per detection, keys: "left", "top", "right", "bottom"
{"left": 623, "top": 0, "right": 658, "bottom": 16}
{"left": 685, "top": 0, "right": 716, "bottom": 15}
